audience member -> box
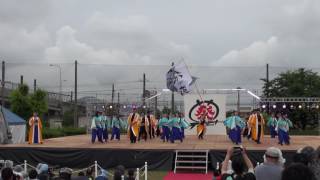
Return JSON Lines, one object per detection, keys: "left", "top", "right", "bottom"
{"left": 281, "top": 163, "right": 316, "bottom": 180}
{"left": 126, "top": 169, "right": 135, "bottom": 180}
{"left": 59, "top": 168, "right": 73, "bottom": 180}
{"left": 36, "top": 164, "right": 49, "bottom": 180}
{"left": 95, "top": 169, "right": 108, "bottom": 180}
{"left": 86, "top": 168, "right": 94, "bottom": 180}
{"left": 309, "top": 146, "right": 320, "bottom": 180}
{"left": 221, "top": 146, "right": 256, "bottom": 180}
{"left": 28, "top": 169, "right": 38, "bottom": 180}
{"left": 254, "top": 147, "right": 284, "bottom": 180}
{"left": 1, "top": 167, "right": 13, "bottom": 180}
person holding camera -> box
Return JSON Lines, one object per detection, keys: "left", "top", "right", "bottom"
{"left": 28, "top": 112, "right": 43, "bottom": 144}
{"left": 221, "top": 146, "right": 255, "bottom": 180}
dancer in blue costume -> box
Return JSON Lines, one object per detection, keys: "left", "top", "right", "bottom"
{"left": 170, "top": 113, "right": 183, "bottom": 143}
{"left": 224, "top": 111, "right": 245, "bottom": 144}
{"left": 90, "top": 111, "right": 103, "bottom": 143}
{"left": 276, "top": 113, "right": 293, "bottom": 145}
{"left": 110, "top": 115, "right": 126, "bottom": 141}
{"left": 158, "top": 113, "right": 170, "bottom": 142}
{"left": 178, "top": 112, "right": 190, "bottom": 139}
{"left": 100, "top": 112, "right": 110, "bottom": 143}
{"left": 267, "top": 113, "right": 277, "bottom": 138}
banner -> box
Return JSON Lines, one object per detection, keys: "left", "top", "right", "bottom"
{"left": 184, "top": 94, "right": 226, "bottom": 135}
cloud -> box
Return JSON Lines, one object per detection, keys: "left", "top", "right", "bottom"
{"left": 0, "top": 23, "right": 50, "bottom": 61}
{"left": 213, "top": 37, "right": 279, "bottom": 66}
{"left": 45, "top": 13, "right": 190, "bottom": 65}
{"left": 213, "top": 0, "right": 320, "bottom": 67}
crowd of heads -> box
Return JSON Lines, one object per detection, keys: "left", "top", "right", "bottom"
{"left": 0, "top": 162, "right": 136, "bottom": 180}
{"left": 217, "top": 145, "right": 320, "bottom": 180}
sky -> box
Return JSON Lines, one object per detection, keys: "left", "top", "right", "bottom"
{"left": 1, "top": 0, "right": 320, "bottom": 101}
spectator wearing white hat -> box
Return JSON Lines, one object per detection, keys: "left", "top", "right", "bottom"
{"left": 254, "top": 147, "right": 285, "bottom": 180}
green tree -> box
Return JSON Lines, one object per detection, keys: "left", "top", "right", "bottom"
{"left": 9, "top": 84, "right": 32, "bottom": 120}
{"left": 9, "top": 84, "right": 48, "bottom": 120}
{"left": 30, "top": 89, "right": 48, "bottom": 117}
{"left": 261, "top": 68, "right": 320, "bottom": 130}
{"left": 262, "top": 68, "right": 320, "bottom": 97}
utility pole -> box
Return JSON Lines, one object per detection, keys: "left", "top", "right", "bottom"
{"left": 117, "top": 92, "right": 120, "bottom": 115}
{"left": 237, "top": 87, "right": 241, "bottom": 112}
{"left": 74, "top": 60, "right": 78, "bottom": 127}
{"left": 20, "top": 75, "right": 23, "bottom": 85}
{"left": 33, "top": 79, "right": 37, "bottom": 92}
{"left": 142, "top": 73, "right": 146, "bottom": 107}
{"left": 1, "top": 61, "right": 5, "bottom": 107}
{"left": 111, "top": 83, "right": 114, "bottom": 115}
{"left": 266, "top": 63, "right": 269, "bottom": 113}
{"left": 171, "top": 91, "right": 174, "bottom": 114}
{"left": 154, "top": 95, "right": 158, "bottom": 117}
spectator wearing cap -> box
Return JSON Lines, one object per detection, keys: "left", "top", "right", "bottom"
{"left": 254, "top": 147, "right": 285, "bottom": 180}
{"left": 59, "top": 167, "right": 73, "bottom": 180}
{"left": 36, "top": 163, "right": 49, "bottom": 180}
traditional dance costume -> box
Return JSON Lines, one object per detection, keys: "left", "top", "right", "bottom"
{"left": 91, "top": 115, "right": 103, "bottom": 143}
{"left": 147, "top": 114, "right": 156, "bottom": 139}
{"left": 159, "top": 117, "right": 170, "bottom": 142}
{"left": 197, "top": 118, "right": 206, "bottom": 139}
{"left": 267, "top": 116, "right": 277, "bottom": 138}
{"left": 276, "top": 118, "right": 293, "bottom": 145}
{"left": 248, "top": 113, "right": 265, "bottom": 144}
{"left": 111, "top": 116, "right": 124, "bottom": 140}
{"left": 170, "top": 117, "right": 183, "bottom": 143}
{"left": 224, "top": 115, "right": 245, "bottom": 144}
{"left": 101, "top": 115, "right": 110, "bottom": 142}
{"left": 28, "top": 115, "right": 43, "bottom": 144}
{"left": 127, "top": 112, "right": 140, "bottom": 143}
{"left": 138, "top": 116, "right": 149, "bottom": 141}
{"left": 179, "top": 117, "right": 190, "bottom": 139}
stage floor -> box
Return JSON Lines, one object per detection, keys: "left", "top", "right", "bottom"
{"left": 2, "top": 134, "right": 319, "bottom": 151}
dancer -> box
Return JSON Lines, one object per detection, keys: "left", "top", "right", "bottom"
{"left": 100, "top": 112, "right": 109, "bottom": 143}
{"left": 170, "top": 113, "right": 183, "bottom": 143}
{"left": 127, "top": 108, "right": 140, "bottom": 143}
{"left": 276, "top": 113, "right": 293, "bottom": 145}
{"left": 138, "top": 112, "right": 149, "bottom": 141}
{"left": 248, "top": 109, "right": 265, "bottom": 144}
{"left": 111, "top": 115, "right": 125, "bottom": 141}
{"left": 197, "top": 113, "right": 207, "bottom": 140}
{"left": 91, "top": 111, "right": 103, "bottom": 143}
{"left": 146, "top": 111, "right": 156, "bottom": 139}
{"left": 178, "top": 112, "right": 190, "bottom": 139}
{"left": 159, "top": 113, "right": 170, "bottom": 142}
{"left": 28, "top": 112, "right": 43, "bottom": 144}
{"left": 267, "top": 112, "right": 278, "bottom": 138}
{"left": 224, "top": 111, "right": 245, "bottom": 145}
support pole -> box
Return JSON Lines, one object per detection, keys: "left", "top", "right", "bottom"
{"left": 33, "top": 79, "right": 37, "bottom": 92}
{"left": 144, "top": 162, "right": 147, "bottom": 180}
{"left": 237, "top": 87, "right": 241, "bottom": 112}
{"left": 20, "top": 75, "right": 23, "bottom": 85}
{"left": 136, "top": 168, "right": 140, "bottom": 180}
{"left": 94, "top": 161, "right": 98, "bottom": 178}
{"left": 171, "top": 91, "right": 174, "bottom": 113}
{"left": 1, "top": 61, "right": 5, "bottom": 107}
{"left": 266, "top": 63, "right": 270, "bottom": 113}
{"left": 143, "top": 73, "right": 146, "bottom": 106}
{"left": 24, "top": 160, "right": 27, "bottom": 173}
{"left": 74, "top": 60, "right": 78, "bottom": 127}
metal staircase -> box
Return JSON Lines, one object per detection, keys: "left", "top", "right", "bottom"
{"left": 174, "top": 150, "right": 209, "bottom": 174}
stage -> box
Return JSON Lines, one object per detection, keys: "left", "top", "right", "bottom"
{"left": 0, "top": 135, "right": 319, "bottom": 170}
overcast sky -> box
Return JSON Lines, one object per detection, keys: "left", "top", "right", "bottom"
{"left": 1, "top": 0, "right": 320, "bottom": 66}
{"left": 1, "top": 0, "right": 320, "bottom": 99}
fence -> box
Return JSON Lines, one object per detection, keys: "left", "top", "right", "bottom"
{"left": 5, "top": 160, "right": 148, "bottom": 180}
